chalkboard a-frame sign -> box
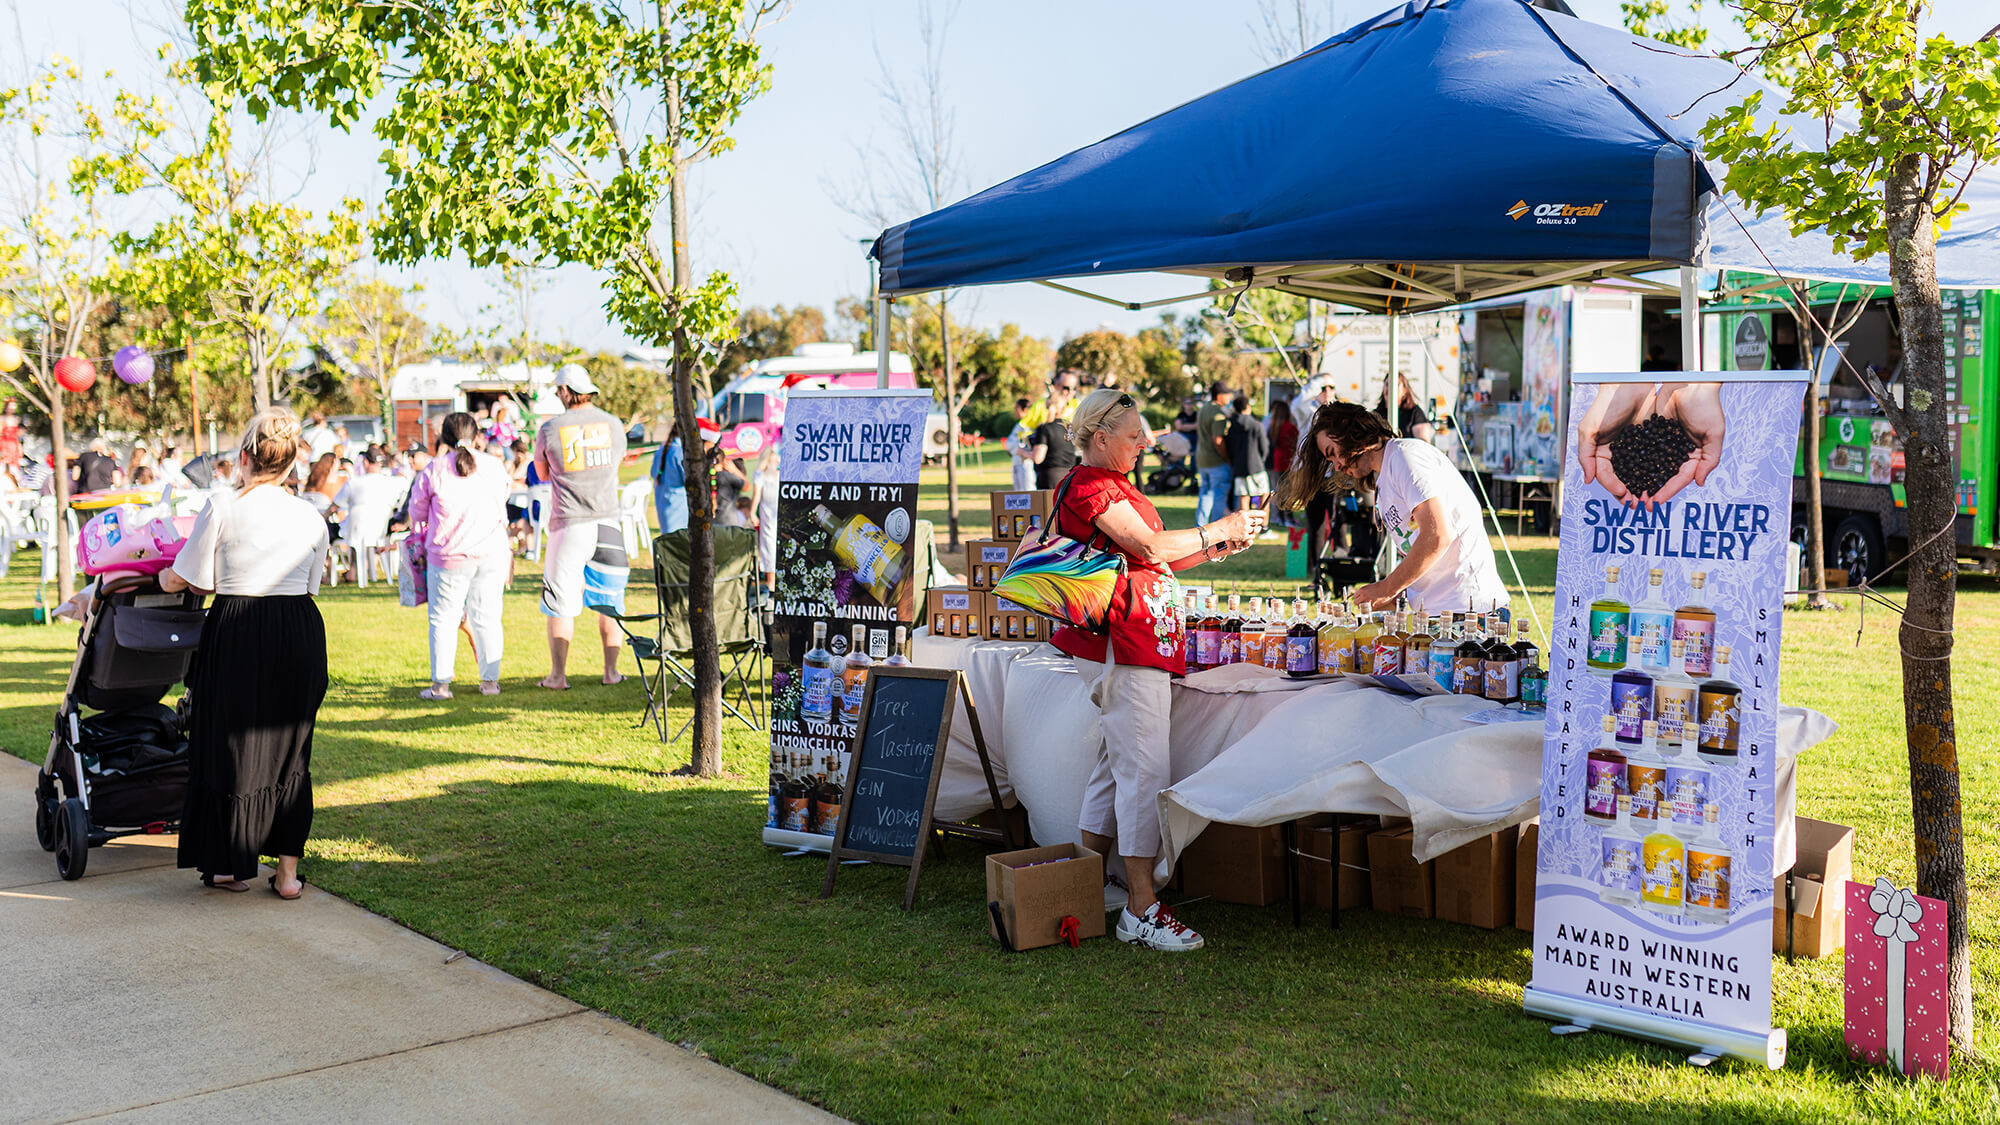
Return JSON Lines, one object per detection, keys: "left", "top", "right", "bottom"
{"left": 820, "top": 666, "right": 1004, "bottom": 909}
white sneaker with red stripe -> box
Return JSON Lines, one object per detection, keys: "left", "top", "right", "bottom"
{"left": 1116, "top": 901, "right": 1205, "bottom": 951}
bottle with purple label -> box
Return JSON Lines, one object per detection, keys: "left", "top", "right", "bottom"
{"left": 1674, "top": 572, "right": 1716, "bottom": 677}
{"left": 1663, "top": 728, "right": 1711, "bottom": 839}
{"left": 1583, "top": 715, "right": 1626, "bottom": 822}
{"left": 1610, "top": 667, "right": 1653, "bottom": 743}
{"left": 1598, "top": 793, "right": 1643, "bottom": 908}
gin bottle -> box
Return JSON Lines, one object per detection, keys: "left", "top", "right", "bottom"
{"left": 1598, "top": 794, "right": 1643, "bottom": 909}
{"left": 1684, "top": 805, "right": 1733, "bottom": 924}
{"left": 1587, "top": 564, "right": 1629, "bottom": 673}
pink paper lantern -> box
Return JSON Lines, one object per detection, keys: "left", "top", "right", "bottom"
{"left": 113, "top": 345, "right": 154, "bottom": 386}
{"left": 54, "top": 355, "right": 95, "bottom": 393}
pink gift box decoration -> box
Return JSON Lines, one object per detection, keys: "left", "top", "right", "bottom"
{"left": 1844, "top": 877, "right": 1949, "bottom": 1082}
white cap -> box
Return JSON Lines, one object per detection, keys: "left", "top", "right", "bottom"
{"left": 555, "top": 363, "right": 599, "bottom": 395}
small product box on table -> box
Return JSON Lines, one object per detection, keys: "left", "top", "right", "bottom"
{"left": 1300, "top": 816, "right": 1376, "bottom": 911}
{"left": 986, "top": 843, "right": 1106, "bottom": 951}
{"left": 1515, "top": 818, "right": 1539, "bottom": 932}
{"left": 1179, "top": 822, "right": 1287, "bottom": 907}
{"left": 965, "top": 538, "right": 1015, "bottom": 591}
{"left": 1367, "top": 826, "right": 1435, "bottom": 919}
{"left": 1772, "top": 817, "right": 1855, "bottom": 958}
{"left": 924, "top": 586, "right": 988, "bottom": 640}
{"left": 1434, "top": 826, "right": 1517, "bottom": 930}
{"left": 989, "top": 489, "right": 1052, "bottom": 541}
{"left": 987, "top": 594, "right": 1042, "bottom": 643}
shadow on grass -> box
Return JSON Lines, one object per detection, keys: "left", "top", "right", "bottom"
{"left": 291, "top": 771, "right": 1957, "bottom": 1124}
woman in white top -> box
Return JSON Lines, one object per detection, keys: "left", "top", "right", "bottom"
{"left": 1277, "top": 402, "right": 1509, "bottom": 615}
{"left": 162, "top": 408, "right": 330, "bottom": 900}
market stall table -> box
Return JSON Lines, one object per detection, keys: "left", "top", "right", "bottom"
{"left": 912, "top": 632, "right": 1833, "bottom": 882}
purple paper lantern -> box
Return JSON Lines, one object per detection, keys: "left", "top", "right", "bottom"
{"left": 113, "top": 345, "right": 154, "bottom": 386}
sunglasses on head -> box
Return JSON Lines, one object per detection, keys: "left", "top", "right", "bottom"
{"left": 1115, "top": 393, "right": 1135, "bottom": 409}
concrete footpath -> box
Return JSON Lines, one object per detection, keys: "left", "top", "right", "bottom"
{"left": 0, "top": 755, "right": 843, "bottom": 1125}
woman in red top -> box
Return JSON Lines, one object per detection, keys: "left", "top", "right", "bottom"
{"left": 1051, "top": 389, "right": 1266, "bottom": 952}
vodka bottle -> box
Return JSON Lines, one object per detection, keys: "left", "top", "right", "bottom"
{"left": 884, "top": 624, "right": 913, "bottom": 667}
{"left": 800, "top": 621, "right": 836, "bottom": 722}
{"left": 1629, "top": 566, "right": 1674, "bottom": 673}
{"left": 1640, "top": 822, "right": 1686, "bottom": 918}
{"left": 1651, "top": 639, "right": 1697, "bottom": 743}
{"left": 836, "top": 624, "right": 872, "bottom": 725}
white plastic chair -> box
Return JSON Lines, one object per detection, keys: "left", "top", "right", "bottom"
{"left": 0, "top": 493, "right": 35, "bottom": 578}
{"left": 526, "top": 483, "right": 553, "bottom": 561}
{"left": 618, "top": 478, "right": 654, "bottom": 558}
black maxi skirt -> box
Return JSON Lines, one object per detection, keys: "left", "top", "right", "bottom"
{"left": 177, "top": 594, "right": 328, "bottom": 878}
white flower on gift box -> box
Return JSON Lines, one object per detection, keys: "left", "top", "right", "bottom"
{"left": 1868, "top": 877, "right": 1923, "bottom": 943}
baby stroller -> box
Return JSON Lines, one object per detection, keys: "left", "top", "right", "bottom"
{"left": 1144, "top": 430, "right": 1197, "bottom": 495}
{"left": 34, "top": 574, "right": 204, "bottom": 880}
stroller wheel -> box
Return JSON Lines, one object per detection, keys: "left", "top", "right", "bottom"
{"left": 35, "top": 794, "right": 57, "bottom": 852}
{"left": 55, "top": 798, "right": 89, "bottom": 881}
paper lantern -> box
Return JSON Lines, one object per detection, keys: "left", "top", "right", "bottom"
{"left": 54, "top": 356, "right": 95, "bottom": 393}
{"left": 0, "top": 340, "right": 21, "bottom": 373}
{"left": 113, "top": 345, "right": 154, "bottom": 386}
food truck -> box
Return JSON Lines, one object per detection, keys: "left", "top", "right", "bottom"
{"left": 388, "top": 360, "right": 558, "bottom": 450}
{"left": 704, "top": 343, "right": 917, "bottom": 458}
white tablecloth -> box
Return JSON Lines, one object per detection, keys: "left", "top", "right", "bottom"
{"left": 909, "top": 632, "right": 1834, "bottom": 882}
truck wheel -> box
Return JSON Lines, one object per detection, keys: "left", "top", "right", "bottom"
{"left": 1832, "top": 514, "right": 1885, "bottom": 584}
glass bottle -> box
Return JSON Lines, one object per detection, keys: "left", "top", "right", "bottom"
{"left": 1625, "top": 720, "right": 1668, "bottom": 826}
{"left": 1586, "top": 564, "right": 1630, "bottom": 674}
{"left": 1684, "top": 804, "right": 1733, "bottom": 924}
{"left": 1640, "top": 821, "right": 1686, "bottom": 918}
{"left": 1427, "top": 615, "right": 1456, "bottom": 689}
{"left": 766, "top": 744, "right": 783, "bottom": 829}
{"left": 837, "top": 624, "right": 872, "bottom": 725}
{"left": 1451, "top": 617, "right": 1485, "bottom": 693}
{"left": 1314, "top": 601, "right": 1340, "bottom": 673}
{"left": 1674, "top": 571, "right": 1717, "bottom": 678}
{"left": 1286, "top": 600, "right": 1318, "bottom": 678}
{"left": 1696, "top": 644, "right": 1742, "bottom": 764}
{"left": 1610, "top": 666, "right": 1654, "bottom": 744}
{"left": 1371, "top": 611, "right": 1405, "bottom": 675}
{"left": 1180, "top": 592, "right": 1200, "bottom": 674}
{"left": 1406, "top": 614, "right": 1435, "bottom": 682}
{"left": 809, "top": 504, "right": 908, "bottom": 604}
{"left": 1511, "top": 620, "right": 1540, "bottom": 679}
{"left": 1518, "top": 658, "right": 1547, "bottom": 708}
{"left": 814, "top": 748, "right": 844, "bottom": 837}
{"left": 1598, "top": 794, "right": 1643, "bottom": 909}
{"left": 1241, "top": 596, "right": 1268, "bottom": 667}
{"left": 800, "top": 620, "right": 836, "bottom": 723}
{"left": 1583, "top": 714, "right": 1626, "bottom": 823}
{"left": 1353, "top": 610, "right": 1384, "bottom": 674}
{"left": 780, "top": 749, "right": 810, "bottom": 832}
{"left": 1629, "top": 566, "right": 1675, "bottom": 673}
{"left": 1481, "top": 617, "right": 1521, "bottom": 702}
{"left": 1221, "top": 593, "right": 1244, "bottom": 666}
{"left": 885, "top": 624, "right": 913, "bottom": 668}
{"left": 1195, "top": 595, "right": 1223, "bottom": 671}
{"left": 1263, "top": 601, "right": 1290, "bottom": 670}
{"left": 1334, "top": 606, "right": 1361, "bottom": 674}
{"left": 1663, "top": 729, "right": 1712, "bottom": 840}
{"left": 1652, "top": 639, "right": 1697, "bottom": 744}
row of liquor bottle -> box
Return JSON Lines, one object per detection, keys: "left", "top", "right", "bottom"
{"left": 1184, "top": 593, "right": 1548, "bottom": 705}
{"left": 1586, "top": 717, "right": 1720, "bottom": 833}
{"left": 1601, "top": 637, "right": 1741, "bottom": 756}
{"left": 1599, "top": 793, "right": 1733, "bottom": 922}
{"left": 770, "top": 744, "right": 846, "bottom": 837}
{"left": 1588, "top": 564, "right": 1718, "bottom": 678}
{"left": 798, "top": 621, "right": 913, "bottom": 725}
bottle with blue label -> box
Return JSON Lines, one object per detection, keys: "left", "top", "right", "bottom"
{"left": 1610, "top": 667, "right": 1653, "bottom": 743}
{"left": 800, "top": 620, "right": 836, "bottom": 722}
{"left": 1598, "top": 794, "right": 1642, "bottom": 908}
{"left": 1629, "top": 567, "right": 1675, "bottom": 673}
{"left": 836, "top": 624, "right": 871, "bottom": 725}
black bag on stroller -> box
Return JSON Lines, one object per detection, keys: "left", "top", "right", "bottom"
{"left": 74, "top": 704, "right": 190, "bottom": 828}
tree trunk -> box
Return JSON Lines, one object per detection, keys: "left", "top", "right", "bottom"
{"left": 248, "top": 330, "right": 271, "bottom": 413}
{"left": 1804, "top": 363, "right": 1831, "bottom": 608}
{"left": 939, "top": 295, "right": 960, "bottom": 550}
{"left": 665, "top": 66, "right": 723, "bottom": 778}
{"left": 1883, "top": 152, "right": 1972, "bottom": 1051}
{"left": 48, "top": 385, "right": 75, "bottom": 602}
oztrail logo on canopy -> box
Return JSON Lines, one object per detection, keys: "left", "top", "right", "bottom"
{"left": 1507, "top": 199, "right": 1607, "bottom": 226}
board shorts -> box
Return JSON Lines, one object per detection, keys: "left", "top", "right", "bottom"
{"left": 541, "top": 519, "right": 629, "bottom": 618}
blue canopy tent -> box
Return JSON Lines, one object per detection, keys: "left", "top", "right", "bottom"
{"left": 869, "top": 0, "right": 2000, "bottom": 315}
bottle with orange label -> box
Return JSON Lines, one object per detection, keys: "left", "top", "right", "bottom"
{"left": 1684, "top": 804, "right": 1732, "bottom": 924}
{"left": 1241, "top": 597, "right": 1268, "bottom": 667}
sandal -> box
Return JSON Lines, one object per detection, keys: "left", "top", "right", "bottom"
{"left": 267, "top": 874, "right": 304, "bottom": 901}
{"left": 419, "top": 685, "right": 453, "bottom": 701}
{"left": 202, "top": 874, "right": 251, "bottom": 893}
{"left": 479, "top": 681, "right": 500, "bottom": 696}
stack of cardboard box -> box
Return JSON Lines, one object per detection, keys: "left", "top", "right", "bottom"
{"left": 989, "top": 489, "right": 1052, "bottom": 541}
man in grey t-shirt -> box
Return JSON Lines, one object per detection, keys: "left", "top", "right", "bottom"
{"left": 532, "top": 364, "right": 630, "bottom": 690}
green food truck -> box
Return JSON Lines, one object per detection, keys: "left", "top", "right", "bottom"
{"left": 1704, "top": 276, "right": 1999, "bottom": 580}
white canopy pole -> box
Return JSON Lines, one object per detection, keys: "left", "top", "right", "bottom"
{"left": 1680, "top": 267, "right": 1700, "bottom": 371}
{"left": 1385, "top": 312, "right": 1400, "bottom": 573}
{"left": 875, "top": 295, "right": 891, "bottom": 389}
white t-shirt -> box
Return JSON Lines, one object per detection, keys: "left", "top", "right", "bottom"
{"left": 172, "top": 484, "right": 330, "bottom": 597}
{"left": 335, "top": 472, "right": 412, "bottom": 545}
{"left": 1373, "top": 438, "right": 1509, "bottom": 614}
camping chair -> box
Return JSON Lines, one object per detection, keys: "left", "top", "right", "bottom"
{"left": 596, "top": 526, "right": 765, "bottom": 743}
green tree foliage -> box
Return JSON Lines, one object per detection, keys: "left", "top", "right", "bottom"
{"left": 1691, "top": 1, "right": 2000, "bottom": 1051}
{"left": 1053, "top": 329, "right": 1144, "bottom": 389}
{"left": 316, "top": 275, "right": 433, "bottom": 432}
{"left": 718, "top": 303, "right": 826, "bottom": 378}
{"left": 187, "top": 0, "right": 782, "bottom": 776}
{"left": 1618, "top": 1, "right": 1709, "bottom": 50}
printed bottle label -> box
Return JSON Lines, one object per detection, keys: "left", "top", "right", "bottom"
{"left": 1584, "top": 759, "right": 1623, "bottom": 819}
{"left": 1631, "top": 611, "right": 1674, "bottom": 669}
{"left": 780, "top": 795, "right": 811, "bottom": 833}
{"left": 1640, "top": 835, "right": 1684, "bottom": 909}
{"left": 1666, "top": 765, "right": 1709, "bottom": 830}
{"left": 1587, "top": 610, "right": 1628, "bottom": 666}
{"left": 1483, "top": 660, "right": 1520, "bottom": 699}
{"left": 1675, "top": 618, "right": 1715, "bottom": 676}
{"left": 1429, "top": 650, "right": 1454, "bottom": 689}
{"left": 1610, "top": 681, "right": 1651, "bottom": 741}
{"left": 1626, "top": 763, "right": 1666, "bottom": 821}
{"left": 1601, "top": 835, "right": 1642, "bottom": 895}
{"left": 1654, "top": 685, "right": 1696, "bottom": 742}
{"left": 1699, "top": 692, "right": 1740, "bottom": 752}
{"left": 1287, "top": 636, "right": 1316, "bottom": 673}
{"left": 801, "top": 664, "right": 836, "bottom": 719}
{"left": 1686, "top": 848, "right": 1731, "bottom": 912}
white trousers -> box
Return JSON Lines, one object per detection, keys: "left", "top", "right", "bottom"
{"left": 1072, "top": 657, "right": 1173, "bottom": 860}
{"left": 427, "top": 553, "right": 508, "bottom": 683}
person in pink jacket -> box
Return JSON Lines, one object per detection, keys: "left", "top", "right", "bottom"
{"left": 408, "top": 412, "right": 511, "bottom": 699}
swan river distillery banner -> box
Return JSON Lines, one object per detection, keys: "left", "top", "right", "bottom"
{"left": 763, "top": 388, "right": 933, "bottom": 852}
{"left": 1523, "top": 371, "right": 1807, "bottom": 1067}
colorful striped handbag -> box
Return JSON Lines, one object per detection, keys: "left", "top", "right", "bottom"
{"left": 991, "top": 470, "right": 1125, "bottom": 633}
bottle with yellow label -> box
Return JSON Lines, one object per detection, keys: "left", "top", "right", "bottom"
{"left": 1640, "top": 824, "right": 1685, "bottom": 918}
{"left": 1684, "top": 804, "right": 1732, "bottom": 924}
{"left": 810, "top": 505, "right": 907, "bottom": 604}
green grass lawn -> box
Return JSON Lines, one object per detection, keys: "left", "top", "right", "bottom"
{"left": 2, "top": 454, "right": 1996, "bottom": 1123}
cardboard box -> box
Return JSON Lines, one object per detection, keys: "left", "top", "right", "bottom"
{"left": 986, "top": 843, "right": 1106, "bottom": 951}
{"left": 1772, "top": 816, "right": 1855, "bottom": 958}
{"left": 1179, "top": 822, "right": 1288, "bottom": 906}
{"left": 1515, "top": 818, "right": 1539, "bottom": 932}
{"left": 1367, "top": 827, "right": 1435, "bottom": 919}
{"left": 987, "top": 594, "right": 1042, "bottom": 643}
{"left": 965, "top": 539, "right": 1016, "bottom": 590}
{"left": 1434, "top": 826, "right": 1518, "bottom": 929}
{"left": 1300, "top": 818, "right": 1375, "bottom": 911}
{"left": 924, "top": 586, "right": 988, "bottom": 640}
{"left": 989, "top": 489, "right": 1052, "bottom": 541}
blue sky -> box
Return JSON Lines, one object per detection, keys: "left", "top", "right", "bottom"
{"left": 29, "top": 0, "right": 2000, "bottom": 355}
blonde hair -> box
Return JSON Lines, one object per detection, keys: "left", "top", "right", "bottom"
{"left": 1067, "top": 388, "right": 1142, "bottom": 449}
{"left": 238, "top": 407, "right": 304, "bottom": 486}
